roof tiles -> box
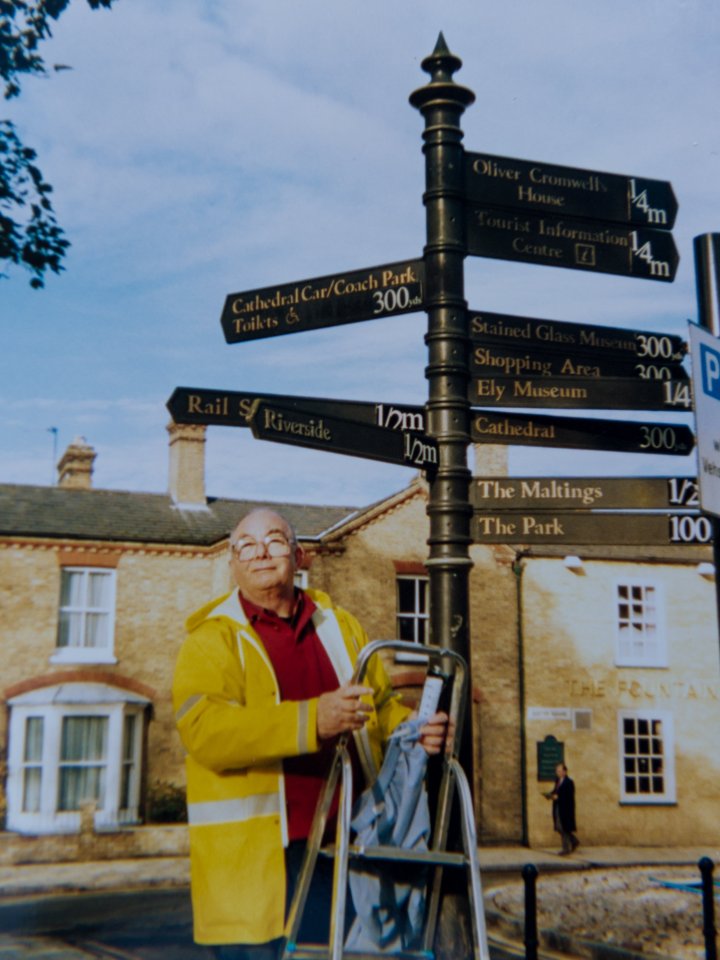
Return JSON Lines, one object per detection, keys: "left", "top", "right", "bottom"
{"left": 0, "top": 484, "right": 357, "bottom": 547}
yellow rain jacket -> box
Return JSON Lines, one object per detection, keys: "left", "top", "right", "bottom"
{"left": 172, "top": 587, "right": 409, "bottom": 946}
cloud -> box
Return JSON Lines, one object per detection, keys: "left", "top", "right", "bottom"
{"left": 3, "top": 0, "right": 718, "bottom": 508}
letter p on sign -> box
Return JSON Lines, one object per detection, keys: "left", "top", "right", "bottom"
{"left": 700, "top": 342, "right": 720, "bottom": 400}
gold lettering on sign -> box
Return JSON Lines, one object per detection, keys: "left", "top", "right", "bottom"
{"left": 560, "top": 358, "right": 601, "bottom": 378}
{"left": 512, "top": 237, "right": 564, "bottom": 260}
{"left": 187, "top": 394, "right": 229, "bottom": 417}
{"left": 536, "top": 323, "right": 575, "bottom": 345}
{"left": 475, "top": 516, "right": 517, "bottom": 537}
{"left": 514, "top": 380, "right": 589, "bottom": 401}
{"left": 474, "top": 480, "right": 517, "bottom": 501}
{"left": 521, "top": 516, "right": 564, "bottom": 537}
{"left": 233, "top": 314, "right": 280, "bottom": 335}
{"left": 529, "top": 166, "right": 603, "bottom": 193}
{"left": 517, "top": 185, "right": 565, "bottom": 208}
{"left": 539, "top": 220, "right": 628, "bottom": 248}
{"left": 580, "top": 330, "right": 637, "bottom": 352}
{"left": 262, "top": 409, "right": 332, "bottom": 442}
{"left": 381, "top": 265, "right": 417, "bottom": 286}
{"left": 474, "top": 347, "right": 552, "bottom": 378}
{"left": 520, "top": 480, "right": 603, "bottom": 507}
{"left": 475, "top": 210, "right": 531, "bottom": 234}
{"left": 473, "top": 416, "right": 556, "bottom": 440}
{"left": 472, "top": 157, "right": 522, "bottom": 181}
{"left": 470, "top": 315, "right": 533, "bottom": 340}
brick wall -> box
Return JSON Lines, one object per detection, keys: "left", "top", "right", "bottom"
{"left": 522, "top": 557, "right": 720, "bottom": 847}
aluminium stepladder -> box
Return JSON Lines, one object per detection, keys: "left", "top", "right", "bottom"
{"left": 282, "top": 639, "right": 491, "bottom": 960}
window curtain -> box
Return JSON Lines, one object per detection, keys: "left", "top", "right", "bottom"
{"left": 58, "top": 570, "right": 111, "bottom": 648}
{"left": 58, "top": 716, "right": 108, "bottom": 811}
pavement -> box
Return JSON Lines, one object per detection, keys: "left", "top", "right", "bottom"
{"left": 1, "top": 845, "right": 717, "bottom": 898}
{"left": 0, "top": 846, "right": 717, "bottom": 958}
{"left": 477, "top": 843, "right": 720, "bottom": 873}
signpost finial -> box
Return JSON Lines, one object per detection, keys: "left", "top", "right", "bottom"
{"left": 410, "top": 35, "right": 474, "bottom": 110}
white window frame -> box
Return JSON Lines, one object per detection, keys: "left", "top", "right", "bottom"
{"left": 19, "top": 716, "right": 44, "bottom": 815}
{"left": 614, "top": 578, "right": 667, "bottom": 668}
{"left": 51, "top": 566, "right": 117, "bottom": 665}
{"left": 6, "top": 684, "right": 147, "bottom": 834}
{"left": 119, "top": 712, "right": 143, "bottom": 819}
{"left": 396, "top": 574, "right": 429, "bottom": 645}
{"left": 617, "top": 709, "right": 676, "bottom": 805}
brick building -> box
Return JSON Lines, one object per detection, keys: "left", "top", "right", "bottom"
{"left": 1, "top": 425, "right": 718, "bottom": 847}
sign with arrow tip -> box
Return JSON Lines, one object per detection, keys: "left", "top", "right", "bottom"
{"left": 221, "top": 259, "right": 424, "bottom": 343}
{"left": 470, "top": 376, "right": 693, "bottom": 411}
{"left": 470, "top": 343, "right": 687, "bottom": 381}
{"left": 471, "top": 512, "right": 712, "bottom": 545}
{"left": 465, "top": 206, "right": 679, "bottom": 281}
{"left": 471, "top": 409, "right": 695, "bottom": 455}
{"left": 248, "top": 401, "right": 438, "bottom": 471}
{"left": 469, "top": 310, "right": 687, "bottom": 362}
{"left": 166, "top": 386, "right": 425, "bottom": 432}
{"left": 464, "top": 151, "right": 678, "bottom": 228}
{"left": 470, "top": 476, "right": 699, "bottom": 511}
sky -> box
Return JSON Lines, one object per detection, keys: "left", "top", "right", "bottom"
{"left": 2, "top": 0, "right": 719, "bottom": 507}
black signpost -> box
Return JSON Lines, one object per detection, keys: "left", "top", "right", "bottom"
{"left": 221, "top": 259, "right": 424, "bottom": 342}
{"left": 166, "top": 36, "right": 702, "bottom": 876}
{"left": 409, "top": 38, "right": 475, "bottom": 683}
{"left": 464, "top": 152, "right": 678, "bottom": 228}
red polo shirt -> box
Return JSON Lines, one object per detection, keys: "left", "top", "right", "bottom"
{"left": 240, "top": 590, "right": 347, "bottom": 841}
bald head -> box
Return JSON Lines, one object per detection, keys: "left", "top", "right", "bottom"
{"left": 230, "top": 508, "right": 296, "bottom": 548}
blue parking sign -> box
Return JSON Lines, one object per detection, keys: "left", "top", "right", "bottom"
{"left": 690, "top": 322, "right": 720, "bottom": 517}
{"left": 700, "top": 342, "right": 720, "bottom": 400}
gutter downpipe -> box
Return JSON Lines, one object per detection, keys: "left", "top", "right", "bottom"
{"left": 513, "top": 551, "right": 529, "bottom": 847}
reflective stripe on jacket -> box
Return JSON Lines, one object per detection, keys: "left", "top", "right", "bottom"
{"left": 172, "top": 587, "right": 409, "bottom": 946}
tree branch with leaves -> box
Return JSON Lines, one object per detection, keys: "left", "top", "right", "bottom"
{"left": 1, "top": 0, "right": 116, "bottom": 288}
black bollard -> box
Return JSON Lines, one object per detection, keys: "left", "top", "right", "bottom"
{"left": 522, "top": 863, "right": 539, "bottom": 960}
{"left": 699, "top": 857, "right": 718, "bottom": 960}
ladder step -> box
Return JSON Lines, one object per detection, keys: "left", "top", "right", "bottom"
{"left": 285, "top": 947, "right": 434, "bottom": 960}
{"left": 320, "top": 843, "right": 467, "bottom": 868}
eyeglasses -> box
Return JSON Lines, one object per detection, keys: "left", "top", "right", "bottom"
{"left": 230, "top": 533, "right": 294, "bottom": 562}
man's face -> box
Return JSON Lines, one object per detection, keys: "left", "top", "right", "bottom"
{"left": 555, "top": 763, "right": 565, "bottom": 779}
{"left": 229, "top": 509, "right": 300, "bottom": 599}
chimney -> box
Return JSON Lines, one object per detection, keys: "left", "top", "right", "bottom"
{"left": 57, "top": 437, "right": 97, "bottom": 489}
{"left": 472, "top": 443, "right": 509, "bottom": 478}
{"left": 167, "top": 421, "right": 207, "bottom": 506}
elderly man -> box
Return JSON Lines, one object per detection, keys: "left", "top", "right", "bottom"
{"left": 173, "top": 508, "right": 447, "bottom": 959}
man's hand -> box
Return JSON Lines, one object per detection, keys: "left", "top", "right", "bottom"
{"left": 418, "top": 711, "right": 449, "bottom": 755}
{"left": 317, "top": 683, "right": 373, "bottom": 740}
